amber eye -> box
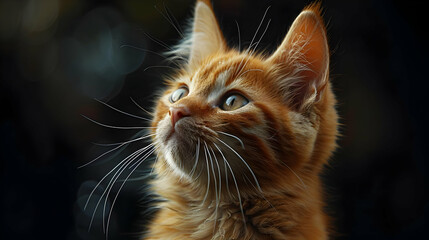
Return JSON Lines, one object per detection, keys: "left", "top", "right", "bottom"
{"left": 170, "top": 87, "right": 189, "bottom": 103}
{"left": 220, "top": 93, "right": 249, "bottom": 111}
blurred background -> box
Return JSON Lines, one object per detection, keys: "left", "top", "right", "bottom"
{"left": 0, "top": 0, "right": 427, "bottom": 239}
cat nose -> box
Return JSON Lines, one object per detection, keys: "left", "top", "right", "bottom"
{"left": 169, "top": 105, "right": 191, "bottom": 128}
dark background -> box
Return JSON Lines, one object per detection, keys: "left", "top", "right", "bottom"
{"left": 1, "top": 0, "right": 427, "bottom": 239}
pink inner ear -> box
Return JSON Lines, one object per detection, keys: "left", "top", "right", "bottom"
{"left": 268, "top": 9, "right": 329, "bottom": 111}
{"left": 291, "top": 15, "right": 328, "bottom": 86}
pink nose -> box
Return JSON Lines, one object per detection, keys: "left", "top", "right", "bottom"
{"left": 169, "top": 105, "right": 191, "bottom": 128}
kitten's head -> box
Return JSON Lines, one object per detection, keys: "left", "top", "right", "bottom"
{"left": 151, "top": 0, "right": 337, "bottom": 199}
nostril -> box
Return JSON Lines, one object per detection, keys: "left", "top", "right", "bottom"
{"left": 170, "top": 106, "right": 191, "bottom": 128}
{"left": 176, "top": 111, "right": 184, "bottom": 119}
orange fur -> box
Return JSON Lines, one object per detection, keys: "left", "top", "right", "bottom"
{"left": 144, "top": 1, "right": 338, "bottom": 239}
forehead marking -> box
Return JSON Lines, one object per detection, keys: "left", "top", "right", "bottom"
{"left": 207, "top": 69, "right": 231, "bottom": 103}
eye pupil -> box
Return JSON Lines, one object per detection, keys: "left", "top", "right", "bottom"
{"left": 226, "top": 96, "right": 236, "bottom": 107}
{"left": 220, "top": 93, "right": 249, "bottom": 111}
{"left": 170, "top": 87, "right": 189, "bottom": 103}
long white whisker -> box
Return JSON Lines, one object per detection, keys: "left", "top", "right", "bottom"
{"left": 205, "top": 143, "right": 218, "bottom": 232}
{"left": 163, "top": 3, "right": 184, "bottom": 38}
{"left": 105, "top": 147, "right": 155, "bottom": 240}
{"left": 86, "top": 146, "right": 148, "bottom": 231}
{"left": 120, "top": 45, "right": 183, "bottom": 67}
{"left": 150, "top": 147, "right": 161, "bottom": 176}
{"left": 91, "top": 134, "right": 154, "bottom": 147}
{"left": 245, "top": 6, "right": 270, "bottom": 55}
{"left": 216, "top": 131, "right": 245, "bottom": 149}
{"left": 128, "top": 144, "right": 155, "bottom": 169}
{"left": 84, "top": 144, "right": 153, "bottom": 211}
{"left": 82, "top": 115, "right": 155, "bottom": 130}
{"left": 216, "top": 137, "right": 262, "bottom": 193}
{"left": 93, "top": 98, "right": 151, "bottom": 121}
{"left": 141, "top": 30, "right": 173, "bottom": 51}
{"left": 189, "top": 138, "right": 201, "bottom": 178}
{"left": 210, "top": 147, "right": 222, "bottom": 203}
{"left": 222, "top": 149, "right": 231, "bottom": 199}
{"left": 154, "top": 4, "right": 184, "bottom": 38}
{"left": 250, "top": 18, "right": 271, "bottom": 55}
{"left": 234, "top": 6, "right": 271, "bottom": 77}
{"left": 237, "top": 69, "right": 264, "bottom": 80}
{"left": 79, "top": 134, "right": 154, "bottom": 169}
{"left": 101, "top": 146, "right": 154, "bottom": 232}
{"left": 143, "top": 65, "right": 176, "bottom": 72}
{"left": 237, "top": 18, "right": 271, "bottom": 77}
{"left": 202, "top": 143, "right": 211, "bottom": 206}
{"left": 210, "top": 146, "right": 222, "bottom": 233}
{"left": 129, "top": 97, "right": 154, "bottom": 117}
{"left": 281, "top": 161, "right": 307, "bottom": 190}
{"left": 205, "top": 142, "right": 217, "bottom": 203}
{"left": 235, "top": 20, "right": 241, "bottom": 51}
{"left": 213, "top": 143, "right": 245, "bottom": 225}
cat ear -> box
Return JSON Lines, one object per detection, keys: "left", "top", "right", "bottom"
{"left": 267, "top": 4, "right": 329, "bottom": 112}
{"left": 187, "top": 0, "right": 226, "bottom": 68}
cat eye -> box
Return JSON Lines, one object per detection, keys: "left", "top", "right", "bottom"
{"left": 220, "top": 93, "right": 249, "bottom": 111}
{"left": 170, "top": 87, "right": 189, "bottom": 103}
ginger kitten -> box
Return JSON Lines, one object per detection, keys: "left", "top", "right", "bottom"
{"left": 146, "top": 1, "right": 338, "bottom": 239}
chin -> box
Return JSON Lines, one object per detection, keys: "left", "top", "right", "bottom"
{"left": 155, "top": 115, "right": 202, "bottom": 178}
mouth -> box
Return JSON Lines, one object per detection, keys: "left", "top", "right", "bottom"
{"left": 156, "top": 116, "right": 219, "bottom": 170}
{"left": 165, "top": 120, "right": 190, "bottom": 143}
{"left": 165, "top": 127, "right": 176, "bottom": 142}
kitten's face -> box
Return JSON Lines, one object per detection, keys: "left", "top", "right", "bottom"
{"left": 150, "top": 1, "right": 334, "bottom": 198}
{"left": 151, "top": 52, "right": 316, "bottom": 196}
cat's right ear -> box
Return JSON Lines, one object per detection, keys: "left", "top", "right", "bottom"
{"left": 174, "top": 0, "right": 226, "bottom": 69}
{"left": 267, "top": 4, "right": 329, "bottom": 112}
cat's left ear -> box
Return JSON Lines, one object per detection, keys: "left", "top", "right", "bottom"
{"left": 187, "top": 0, "right": 226, "bottom": 68}
{"left": 267, "top": 4, "right": 329, "bottom": 112}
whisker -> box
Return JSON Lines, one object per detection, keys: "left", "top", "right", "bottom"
{"left": 82, "top": 115, "right": 155, "bottom": 130}
{"left": 91, "top": 134, "right": 154, "bottom": 147}
{"left": 101, "top": 146, "right": 154, "bottom": 232}
{"left": 164, "top": 3, "right": 184, "bottom": 37}
{"left": 79, "top": 134, "right": 154, "bottom": 169}
{"left": 250, "top": 18, "right": 271, "bottom": 55}
{"left": 130, "top": 97, "right": 154, "bottom": 117}
{"left": 205, "top": 143, "right": 218, "bottom": 232}
{"left": 128, "top": 144, "right": 155, "bottom": 169}
{"left": 216, "top": 137, "right": 262, "bottom": 193}
{"left": 189, "top": 138, "right": 201, "bottom": 178}
{"left": 237, "top": 18, "right": 271, "bottom": 77}
{"left": 202, "top": 142, "right": 211, "bottom": 206}
{"left": 154, "top": 3, "right": 184, "bottom": 38}
{"left": 106, "top": 146, "right": 156, "bottom": 240}
{"left": 235, "top": 20, "right": 241, "bottom": 51}
{"left": 87, "top": 146, "right": 148, "bottom": 231}
{"left": 210, "top": 146, "right": 223, "bottom": 233}
{"left": 120, "top": 45, "right": 176, "bottom": 62}
{"left": 234, "top": 6, "right": 271, "bottom": 77}
{"left": 154, "top": 5, "right": 182, "bottom": 38}
{"left": 280, "top": 161, "right": 307, "bottom": 190}
{"left": 143, "top": 65, "right": 177, "bottom": 72}
{"left": 216, "top": 131, "right": 245, "bottom": 149}
{"left": 210, "top": 147, "right": 222, "bottom": 203}
{"left": 222, "top": 148, "right": 231, "bottom": 199}
{"left": 236, "top": 68, "right": 264, "bottom": 80}
{"left": 213, "top": 143, "right": 246, "bottom": 226}
{"left": 245, "top": 6, "right": 270, "bottom": 55}
{"left": 141, "top": 30, "right": 173, "bottom": 51}
{"left": 149, "top": 145, "right": 164, "bottom": 176}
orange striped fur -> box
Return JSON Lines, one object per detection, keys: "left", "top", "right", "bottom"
{"left": 145, "top": 1, "right": 338, "bottom": 239}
